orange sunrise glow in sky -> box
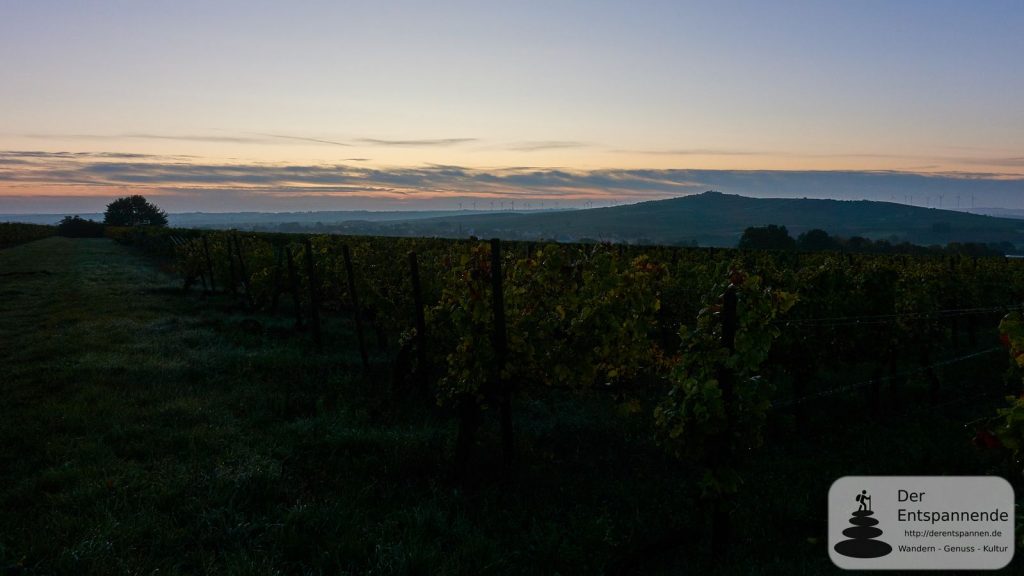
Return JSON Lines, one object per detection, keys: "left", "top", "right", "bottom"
{"left": 1, "top": 1, "right": 1022, "bottom": 212}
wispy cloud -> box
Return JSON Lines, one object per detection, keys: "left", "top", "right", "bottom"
{"left": 614, "top": 148, "right": 763, "bottom": 156}
{"left": 252, "top": 133, "right": 350, "bottom": 146}
{"left": 1, "top": 150, "right": 170, "bottom": 159}
{"left": 0, "top": 151, "right": 698, "bottom": 198}
{"left": 20, "top": 132, "right": 484, "bottom": 149}
{"left": 502, "top": 141, "right": 591, "bottom": 152}
{"left": 3, "top": 150, "right": 1024, "bottom": 210}
{"left": 356, "top": 137, "right": 477, "bottom": 147}
{"left": 958, "top": 157, "right": 1024, "bottom": 168}
{"left": 22, "top": 131, "right": 354, "bottom": 147}
{"left": 25, "top": 133, "right": 273, "bottom": 144}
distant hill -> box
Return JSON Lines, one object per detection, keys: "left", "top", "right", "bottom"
{"left": 6, "top": 193, "right": 1024, "bottom": 249}
{"left": 350, "top": 192, "right": 1024, "bottom": 248}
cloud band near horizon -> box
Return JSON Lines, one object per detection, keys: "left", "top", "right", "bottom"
{"left": 1, "top": 150, "right": 1023, "bottom": 213}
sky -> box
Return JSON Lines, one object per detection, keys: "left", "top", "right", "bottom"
{"left": 1, "top": 0, "right": 1023, "bottom": 212}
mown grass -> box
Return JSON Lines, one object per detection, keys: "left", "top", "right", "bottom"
{"left": 0, "top": 237, "right": 1016, "bottom": 575}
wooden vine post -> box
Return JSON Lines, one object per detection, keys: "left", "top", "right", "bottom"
{"left": 285, "top": 245, "right": 304, "bottom": 329}
{"left": 303, "top": 239, "right": 322, "bottom": 347}
{"left": 342, "top": 244, "right": 369, "bottom": 370}
{"left": 227, "top": 233, "right": 238, "bottom": 297}
{"left": 169, "top": 236, "right": 193, "bottom": 292}
{"left": 201, "top": 235, "right": 216, "bottom": 293}
{"left": 233, "top": 233, "right": 254, "bottom": 311}
{"left": 711, "top": 285, "right": 737, "bottom": 557}
{"left": 408, "top": 251, "right": 429, "bottom": 393}
{"left": 191, "top": 238, "right": 209, "bottom": 293}
{"left": 490, "top": 238, "right": 513, "bottom": 471}
{"left": 270, "top": 245, "right": 283, "bottom": 314}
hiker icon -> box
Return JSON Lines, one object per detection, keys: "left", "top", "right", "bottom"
{"left": 856, "top": 489, "right": 871, "bottom": 512}
{"left": 834, "top": 490, "right": 892, "bottom": 559}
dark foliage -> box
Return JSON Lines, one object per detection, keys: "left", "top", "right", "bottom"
{"left": 797, "top": 229, "right": 841, "bottom": 251}
{"left": 765, "top": 226, "right": 1009, "bottom": 256}
{"left": 57, "top": 215, "right": 106, "bottom": 238}
{"left": 0, "top": 222, "right": 54, "bottom": 248}
{"left": 104, "top": 195, "right": 168, "bottom": 227}
{"left": 738, "top": 224, "right": 796, "bottom": 251}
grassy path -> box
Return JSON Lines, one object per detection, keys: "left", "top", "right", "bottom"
{"left": 0, "top": 238, "right": 1013, "bottom": 575}
{"left": 0, "top": 238, "right": 396, "bottom": 574}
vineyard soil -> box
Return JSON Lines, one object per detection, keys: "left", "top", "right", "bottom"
{"left": 0, "top": 237, "right": 1013, "bottom": 574}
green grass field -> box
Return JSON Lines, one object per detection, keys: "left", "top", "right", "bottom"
{"left": 0, "top": 238, "right": 1015, "bottom": 575}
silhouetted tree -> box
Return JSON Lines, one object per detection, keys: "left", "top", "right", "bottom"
{"left": 797, "top": 229, "right": 840, "bottom": 251}
{"left": 845, "top": 236, "right": 872, "bottom": 252}
{"left": 737, "top": 224, "right": 795, "bottom": 251}
{"left": 946, "top": 242, "right": 1009, "bottom": 257}
{"left": 989, "top": 241, "right": 1016, "bottom": 255}
{"left": 57, "top": 215, "right": 105, "bottom": 238}
{"left": 103, "top": 195, "right": 168, "bottom": 227}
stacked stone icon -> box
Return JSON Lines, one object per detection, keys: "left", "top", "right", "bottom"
{"left": 833, "top": 491, "right": 892, "bottom": 559}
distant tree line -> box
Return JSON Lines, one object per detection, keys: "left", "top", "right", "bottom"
{"left": 57, "top": 216, "right": 106, "bottom": 238}
{"left": 57, "top": 195, "right": 168, "bottom": 238}
{"left": 738, "top": 224, "right": 1015, "bottom": 256}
